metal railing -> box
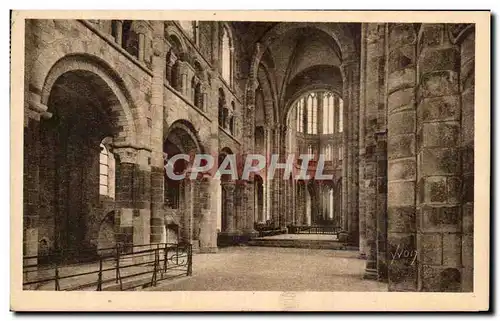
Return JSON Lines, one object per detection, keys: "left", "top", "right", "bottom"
{"left": 23, "top": 243, "right": 192, "bottom": 291}
{"left": 288, "top": 225, "right": 342, "bottom": 235}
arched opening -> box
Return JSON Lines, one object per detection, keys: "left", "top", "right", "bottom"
{"left": 218, "top": 147, "right": 234, "bottom": 234}
{"left": 39, "top": 69, "right": 128, "bottom": 263}
{"left": 110, "top": 20, "right": 139, "bottom": 59}
{"left": 163, "top": 120, "right": 203, "bottom": 246}
{"left": 254, "top": 175, "right": 264, "bottom": 223}
{"left": 221, "top": 25, "right": 233, "bottom": 86}
{"left": 218, "top": 88, "right": 227, "bottom": 129}
{"left": 167, "top": 35, "right": 183, "bottom": 91}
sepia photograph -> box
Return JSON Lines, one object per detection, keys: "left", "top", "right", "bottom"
{"left": 10, "top": 10, "right": 490, "bottom": 311}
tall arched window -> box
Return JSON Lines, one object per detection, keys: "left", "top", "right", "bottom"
{"left": 325, "top": 144, "right": 332, "bottom": 161}
{"left": 99, "top": 143, "right": 109, "bottom": 196}
{"left": 218, "top": 88, "right": 226, "bottom": 128}
{"left": 296, "top": 98, "right": 304, "bottom": 132}
{"left": 221, "top": 26, "right": 232, "bottom": 85}
{"left": 294, "top": 90, "right": 342, "bottom": 135}
{"left": 230, "top": 101, "right": 236, "bottom": 135}
{"left": 322, "top": 92, "right": 335, "bottom": 134}
{"left": 305, "top": 93, "right": 318, "bottom": 134}
{"left": 339, "top": 98, "right": 344, "bottom": 133}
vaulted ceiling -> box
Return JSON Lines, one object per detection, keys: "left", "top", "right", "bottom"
{"left": 232, "top": 22, "right": 360, "bottom": 122}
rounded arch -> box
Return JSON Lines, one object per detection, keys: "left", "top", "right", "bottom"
{"left": 164, "top": 119, "right": 205, "bottom": 155}
{"left": 165, "top": 25, "right": 188, "bottom": 54}
{"left": 220, "top": 146, "right": 234, "bottom": 155}
{"left": 41, "top": 54, "right": 140, "bottom": 146}
{"left": 257, "top": 63, "right": 278, "bottom": 124}
{"left": 244, "top": 23, "right": 356, "bottom": 127}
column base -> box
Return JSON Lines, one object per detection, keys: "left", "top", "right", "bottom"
{"left": 241, "top": 229, "right": 259, "bottom": 240}
{"left": 348, "top": 231, "right": 360, "bottom": 246}
{"left": 363, "top": 268, "right": 378, "bottom": 280}
{"left": 217, "top": 231, "right": 243, "bottom": 247}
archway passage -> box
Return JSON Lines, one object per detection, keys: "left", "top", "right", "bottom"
{"left": 163, "top": 120, "right": 204, "bottom": 248}
{"left": 39, "top": 70, "right": 127, "bottom": 263}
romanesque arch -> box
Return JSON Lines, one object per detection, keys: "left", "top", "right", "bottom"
{"left": 37, "top": 54, "right": 140, "bottom": 262}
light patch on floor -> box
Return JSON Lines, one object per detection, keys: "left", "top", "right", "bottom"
{"left": 149, "top": 246, "right": 388, "bottom": 292}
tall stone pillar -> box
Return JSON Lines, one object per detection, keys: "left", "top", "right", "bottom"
{"left": 198, "top": 176, "right": 218, "bottom": 253}
{"left": 458, "top": 25, "right": 475, "bottom": 292}
{"left": 416, "top": 24, "right": 463, "bottom": 292}
{"left": 358, "top": 24, "right": 368, "bottom": 258}
{"left": 264, "top": 126, "right": 272, "bottom": 222}
{"left": 221, "top": 181, "right": 237, "bottom": 233}
{"left": 149, "top": 22, "right": 166, "bottom": 244}
{"left": 363, "top": 23, "right": 386, "bottom": 279}
{"left": 24, "top": 92, "right": 51, "bottom": 270}
{"left": 341, "top": 60, "right": 360, "bottom": 246}
{"left": 376, "top": 131, "right": 388, "bottom": 281}
{"left": 271, "top": 124, "right": 281, "bottom": 228}
{"left": 386, "top": 23, "right": 418, "bottom": 291}
{"left": 181, "top": 178, "right": 194, "bottom": 245}
{"left": 113, "top": 147, "right": 151, "bottom": 253}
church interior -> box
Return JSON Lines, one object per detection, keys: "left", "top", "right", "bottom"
{"left": 23, "top": 19, "right": 475, "bottom": 292}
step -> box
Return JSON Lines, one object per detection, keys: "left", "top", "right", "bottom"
{"left": 247, "top": 239, "right": 356, "bottom": 250}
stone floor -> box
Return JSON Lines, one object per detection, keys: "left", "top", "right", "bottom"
{"left": 149, "top": 246, "right": 388, "bottom": 292}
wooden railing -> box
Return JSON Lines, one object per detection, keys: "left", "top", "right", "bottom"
{"left": 23, "top": 243, "right": 192, "bottom": 291}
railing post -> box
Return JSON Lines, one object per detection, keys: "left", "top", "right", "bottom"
{"left": 187, "top": 244, "right": 193, "bottom": 276}
{"left": 54, "top": 264, "right": 60, "bottom": 291}
{"left": 163, "top": 243, "right": 168, "bottom": 273}
{"left": 115, "top": 244, "right": 120, "bottom": 283}
{"left": 97, "top": 257, "right": 103, "bottom": 291}
{"left": 176, "top": 245, "right": 179, "bottom": 265}
{"left": 151, "top": 246, "right": 158, "bottom": 287}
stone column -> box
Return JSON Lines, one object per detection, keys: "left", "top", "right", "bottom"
{"left": 198, "top": 176, "right": 218, "bottom": 253}
{"left": 341, "top": 60, "right": 361, "bottom": 246}
{"left": 166, "top": 50, "right": 177, "bottom": 87}
{"left": 265, "top": 126, "right": 272, "bottom": 222}
{"left": 363, "top": 23, "right": 387, "bottom": 279}
{"left": 178, "top": 61, "right": 189, "bottom": 96}
{"left": 271, "top": 124, "right": 281, "bottom": 228}
{"left": 134, "top": 21, "right": 151, "bottom": 63}
{"left": 358, "top": 24, "right": 367, "bottom": 258}
{"left": 386, "top": 23, "right": 418, "bottom": 291}
{"left": 24, "top": 92, "right": 51, "bottom": 272}
{"left": 459, "top": 25, "right": 475, "bottom": 292}
{"left": 242, "top": 179, "right": 258, "bottom": 239}
{"left": 417, "top": 24, "right": 463, "bottom": 292}
{"left": 181, "top": 178, "right": 194, "bottom": 245}
{"left": 149, "top": 22, "right": 166, "bottom": 244}
{"left": 376, "top": 131, "right": 388, "bottom": 281}
{"left": 221, "top": 181, "right": 236, "bottom": 233}
{"left": 279, "top": 124, "right": 289, "bottom": 228}
{"left": 113, "top": 147, "right": 139, "bottom": 253}
{"left": 114, "top": 20, "right": 123, "bottom": 46}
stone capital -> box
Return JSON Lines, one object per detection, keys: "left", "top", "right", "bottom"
{"left": 112, "top": 146, "right": 138, "bottom": 164}
{"left": 28, "top": 91, "right": 52, "bottom": 119}
{"left": 221, "top": 181, "right": 236, "bottom": 192}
